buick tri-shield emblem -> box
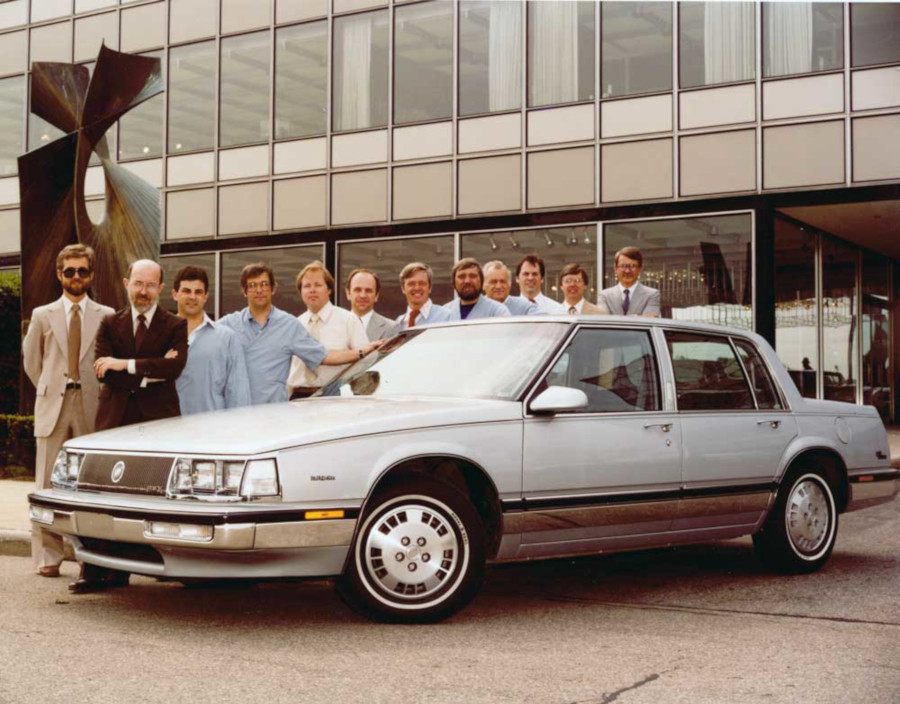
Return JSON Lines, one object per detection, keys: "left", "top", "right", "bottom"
{"left": 111, "top": 461, "right": 126, "bottom": 484}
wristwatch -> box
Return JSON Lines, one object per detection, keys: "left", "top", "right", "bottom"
{"left": 358, "top": 348, "right": 365, "bottom": 359}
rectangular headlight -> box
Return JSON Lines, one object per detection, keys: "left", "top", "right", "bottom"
{"left": 191, "top": 461, "right": 216, "bottom": 492}
{"left": 222, "top": 461, "right": 245, "bottom": 494}
{"left": 241, "top": 459, "right": 279, "bottom": 498}
{"left": 51, "top": 451, "right": 68, "bottom": 487}
{"left": 167, "top": 458, "right": 275, "bottom": 500}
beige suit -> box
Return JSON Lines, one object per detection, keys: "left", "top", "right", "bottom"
{"left": 565, "top": 299, "right": 609, "bottom": 315}
{"left": 22, "top": 295, "right": 113, "bottom": 569}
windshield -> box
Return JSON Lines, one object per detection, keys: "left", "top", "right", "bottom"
{"left": 328, "top": 322, "right": 569, "bottom": 401}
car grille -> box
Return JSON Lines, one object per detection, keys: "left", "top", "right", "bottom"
{"left": 78, "top": 454, "right": 173, "bottom": 496}
{"left": 80, "top": 537, "right": 164, "bottom": 564}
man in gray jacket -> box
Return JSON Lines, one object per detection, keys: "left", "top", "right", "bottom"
{"left": 598, "top": 246, "right": 661, "bottom": 317}
{"left": 345, "top": 268, "right": 397, "bottom": 340}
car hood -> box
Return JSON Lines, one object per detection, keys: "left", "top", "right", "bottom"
{"left": 65, "top": 397, "right": 523, "bottom": 456}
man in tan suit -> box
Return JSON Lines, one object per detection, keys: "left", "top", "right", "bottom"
{"left": 559, "top": 263, "right": 608, "bottom": 315}
{"left": 22, "top": 244, "right": 114, "bottom": 578}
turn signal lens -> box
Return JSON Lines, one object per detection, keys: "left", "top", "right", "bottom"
{"left": 51, "top": 451, "right": 68, "bottom": 487}
{"left": 29, "top": 505, "right": 54, "bottom": 525}
{"left": 145, "top": 521, "right": 213, "bottom": 542}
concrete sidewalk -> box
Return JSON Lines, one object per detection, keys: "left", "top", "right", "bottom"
{"left": 2, "top": 427, "right": 900, "bottom": 559}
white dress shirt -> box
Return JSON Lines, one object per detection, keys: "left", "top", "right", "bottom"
{"left": 526, "top": 293, "right": 566, "bottom": 314}
{"left": 567, "top": 299, "right": 585, "bottom": 314}
{"left": 358, "top": 310, "right": 374, "bottom": 330}
{"left": 126, "top": 304, "right": 159, "bottom": 381}
{"left": 288, "top": 301, "right": 369, "bottom": 388}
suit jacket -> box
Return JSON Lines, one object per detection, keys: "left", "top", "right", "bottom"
{"left": 23, "top": 296, "right": 115, "bottom": 438}
{"left": 366, "top": 311, "right": 398, "bottom": 341}
{"left": 442, "top": 295, "right": 511, "bottom": 320}
{"left": 598, "top": 283, "right": 661, "bottom": 317}
{"left": 395, "top": 301, "right": 452, "bottom": 330}
{"left": 580, "top": 300, "right": 609, "bottom": 315}
{"left": 94, "top": 306, "right": 188, "bottom": 430}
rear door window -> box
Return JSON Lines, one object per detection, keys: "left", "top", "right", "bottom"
{"left": 733, "top": 338, "right": 783, "bottom": 409}
{"left": 665, "top": 331, "right": 755, "bottom": 411}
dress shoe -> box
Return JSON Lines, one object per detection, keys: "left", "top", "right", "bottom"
{"left": 68, "top": 565, "right": 130, "bottom": 594}
{"left": 37, "top": 566, "right": 60, "bottom": 578}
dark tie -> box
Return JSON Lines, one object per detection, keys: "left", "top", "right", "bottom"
{"left": 568, "top": 306, "right": 577, "bottom": 316}
{"left": 622, "top": 289, "right": 630, "bottom": 315}
{"left": 67, "top": 305, "right": 81, "bottom": 381}
{"left": 408, "top": 309, "right": 419, "bottom": 328}
{"left": 135, "top": 314, "right": 148, "bottom": 352}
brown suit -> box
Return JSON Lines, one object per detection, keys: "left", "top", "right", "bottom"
{"left": 94, "top": 306, "right": 188, "bottom": 430}
{"left": 22, "top": 295, "right": 114, "bottom": 569}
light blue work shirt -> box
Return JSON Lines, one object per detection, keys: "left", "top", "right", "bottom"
{"left": 219, "top": 306, "right": 327, "bottom": 405}
{"left": 176, "top": 315, "right": 251, "bottom": 415}
{"left": 443, "top": 295, "right": 511, "bottom": 320}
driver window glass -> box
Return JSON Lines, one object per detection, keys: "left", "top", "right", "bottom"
{"left": 547, "top": 328, "right": 660, "bottom": 413}
{"left": 733, "top": 339, "right": 783, "bottom": 410}
{"left": 666, "top": 331, "right": 755, "bottom": 411}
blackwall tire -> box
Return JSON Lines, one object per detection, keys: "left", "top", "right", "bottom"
{"left": 336, "top": 480, "right": 486, "bottom": 624}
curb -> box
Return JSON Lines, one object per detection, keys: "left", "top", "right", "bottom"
{"left": 0, "top": 529, "right": 31, "bottom": 558}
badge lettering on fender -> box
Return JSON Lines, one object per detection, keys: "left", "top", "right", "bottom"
{"left": 310, "top": 475, "right": 336, "bottom": 481}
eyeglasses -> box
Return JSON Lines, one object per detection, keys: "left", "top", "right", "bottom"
{"left": 616, "top": 264, "right": 640, "bottom": 271}
{"left": 131, "top": 280, "right": 160, "bottom": 292}
{"left": 246, "top": 281, "right": 272, "bottom": 291}
{"left": 60, "top": 267, "right": 91, "bottom": 278}
{"left": 561, "top": 277, "right": 585, "bottom": 286}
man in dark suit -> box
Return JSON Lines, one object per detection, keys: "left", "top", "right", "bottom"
{"left": 93, "top": 258, "right": 188, "bottom": 430}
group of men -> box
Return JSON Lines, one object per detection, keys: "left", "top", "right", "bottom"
{"left": 22, "top": 242, "right": 658, "bottom": 589}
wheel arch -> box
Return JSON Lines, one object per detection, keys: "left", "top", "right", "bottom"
{"left": 780, "top": 447, "right": 849, "bottom": 513}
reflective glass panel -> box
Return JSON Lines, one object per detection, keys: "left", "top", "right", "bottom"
{"left": 169, "top": 41, "right": 217, "bottom": 153}
{"left": 118, "top": 50, "right": 163, "bottom": 160}
{"left": 763, "top": 2, "right": 843, "bottom": 77}
{"left": 601, "top": 1, "right": 672, "bottom": 98}
{"left": 28, "top": 113, "right": 64, "bottom": 152}
{"left": 666, "top": 331, "right": 755, "bottom": 411}
{"left": 220, "top": 31, "right": 271, "bottom": 148}
{"left": 680, "top": 1, "right": 755, "bottom": 89}
{"left": 275, "top": 21, "right": 327, "bottom": 139}
{"left": 333, "top": 9, "right": 388, "bottom": 132}
{"left": 161, "top": 253, "right": 217, "bottom": 316}
{"left": 529, "top": 0, "right": 595, "bottom": 107}
{"left": 862, "top": 251, "right": 891, "bottom": 420}
{"left": 220, "top": 245, "right": 324, "bottom": 317}
{"left": 774, "top": 218, "right": 817, "bottom": 398}
{"left": 459, "top": 0, "right": 522, "bottom": 116}
{"left": 822, "top": 237, "right": 858, "bottom": 403}
{"left": 604, "top": 215, "right": 752, "bottom": 328}
{"left": 851, "top": 2, "right": 900, "bottom": 67}
{"left": 734, "top": 338, "right": 782, "bottom": 409}
{"left": 338, "top": 235, "right": 455, "bottom": 320}
{"left": 0, "top": 75, "right": 24, "bottom": 176}
{"left": 395, "top": 0, "right": 453, "bottom": 124}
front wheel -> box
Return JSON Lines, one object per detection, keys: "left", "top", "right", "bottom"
{"left": 336, "top": 480, "right": 486, "bottom": 623}
{"left": 753, "top": 466, "right": 838, "bottom": 574}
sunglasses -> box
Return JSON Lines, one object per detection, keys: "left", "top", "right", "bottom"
{"left": 60, "top": 267, "right": 91, "bottom": 278}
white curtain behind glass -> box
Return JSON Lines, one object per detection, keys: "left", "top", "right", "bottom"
{"left": 530, "top": 2, "right": 578, "bottom": 106}
{"left": 704, "top": 1, "right": 755, "bottom": 85}
{"left": 488, "top": 1, "right": 521, "bottom": 112}
{"left": 765, "top": 2, "right": 813, "bottom": 76}
{"left": 336, "top": 14, "right": 372, "bottom": 131}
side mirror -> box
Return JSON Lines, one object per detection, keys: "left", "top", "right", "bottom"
{"left": 529, "top": 386, "right": 589, "bottom": 415}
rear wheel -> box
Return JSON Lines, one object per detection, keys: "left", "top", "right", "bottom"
{"left": 336, "top": 479, "right": 486, "bottom": 623}
{"left": 753, "top": 465, "right": 838, "bottom": 574}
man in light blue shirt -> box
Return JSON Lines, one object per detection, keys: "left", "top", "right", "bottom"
{"left": 395, "top": 262, "right": 453, "bottom": 330}
{"left": 171, "top": 265, "right": 250, "bottom": 414}
{"left": 443, "top": 258, "right": 511, "bottom": 320}
{"left": 483, "top": 260, "right": 540, "bottom": 315}
{"left": 219, "top": 263, "right": 383, "bottom": 405}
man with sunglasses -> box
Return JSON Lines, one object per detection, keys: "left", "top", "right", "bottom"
{"left": 22, "top": 244, "right": 114, "bottom": 579}
{"left": 597, "top": 246, "right": 660, "bottom": 317}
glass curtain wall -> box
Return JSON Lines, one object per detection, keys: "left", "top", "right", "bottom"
{"left": 459, "top": 0, "right": 522, "bottom": 116}
{"left": 220, "top": 31, "right": 271, "bottom": 147}
{"left": 604, "top": 214, "right": 752, "bottom": 328}
{"left": 600, "top": 1, "right": 672, "bottom": 98}
{"left": 0, "top": 75, "right": 23, "bottom": 175}
{"left": 851, "top": 2, "right": 900, "bottom": 67}
{"left": 821, "top": 237, "right": 858, "bottom": 403}
{"left": 395, "top": 0, "right": 454, "bottom": 124}
{"left": 862, "top": 252, "right": 891, "bottom": 419}
{"left": 333, "top": 9, "right": 389, "bottom": 132}
{"left": 220, "top": 245, "right": 324, "bottom": 316}
{"left": 680, "top": 1, "right": 755, "bottom": 88}
{"left": 529, "top": 0, "right": 595, "bottom": 107}
{"left": 275, "top": 21, "right": 328, "bottom": 139}
{"left": 763, "top": 2, "right": 843, "bottom": 77}
{"left": 118, "top": 50, "right": 163, "bottom": 160}
{"left": 168, "top": 41, "right": 217, "bottom": 153}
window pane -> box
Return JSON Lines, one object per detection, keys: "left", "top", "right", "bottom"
{"left": 461, "top": 226, "right": 597, "bottom": 306}
{"left": 0, "top": 75, "right": 24, "bottom": 176}
{"left": 28, "top": 113, "right": 65, "bottom": 152}
{"left": 851, "top": 2, "right": 900, "bottom": 67}
{"left": 601, "top": 1, "right": 672, "bottom": 98}
{"left": 118, "top": 50, "right": 163, "bottom": 160}
{"left": 220, "top": 245, "right": 324, "bottom": 317}
{"left": 545, "top": 328, "right": 660, "bottom": 412}
{"left": 680, "top": 1, "right": 755, "bottom": 89}
{"left": 774, "top": 218, "right": 817, "bottom": 398}
{"left": 220, "top": 31, "right": 271, "bottom": 148}
{"left": 734, "top": 338, "right": 782, "bottom": 409}
{"left": 822, "top": 237, "right": 858, "bottom": 403}
{"left": 666, "top": 331, "right": 755, "bottom": 411}
{"left": 395, "top": 0, "right": 453, "bottom": 124}
{"left": 862, "top": 251, "right": 891, "bottom": 420}
{"left": 529, "top": 0, "right": 595, "bottom": 107}
{"left": 604, "top": 214, "right": 752, "bottom": 328}
{"left": 275, "top": 21, "right": 327, "bottom": 139}
{"left": 459, "top": 0, "right": 522, "bottom": 116}
{"left": 763, "top": 2, "right": 843, "bottom": 78}
{"left": 337, "top": 235, "right": 455, "bottom": 320}
{"left": 169, "top": 41, "right": 217, "bottom": 153}
{"left": 333, "top": 9, "right": 388, "bottom": 132}
{"left": 161, "top": 253, "right": 217, "bottom": 316}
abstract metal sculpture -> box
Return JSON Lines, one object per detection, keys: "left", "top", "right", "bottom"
{"left": 18, "top": 45, "right": 163, "bottom": 318}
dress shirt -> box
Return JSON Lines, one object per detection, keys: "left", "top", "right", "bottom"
{"left": 126, "top": 304, "right": 159, "bottom": 380}
{"left": 404, "top": 299, "right": 433, "bottom": 329}
{"left": 358, "top": 310, "right": 374, "bottom": 330}
{"left": 443, "top": 295, "right": 511, "bottom": 320}
{"left": 219, "top": 306, "right": 327, "bottom": 405}
{"left": 288, "top": 302, "right": 368, "bottom": 388}
{"left": 176, "top": 314, "right": 251, "bottom": 415}
{"left": 526, "top": 293, "right": 566, "bottom": 314}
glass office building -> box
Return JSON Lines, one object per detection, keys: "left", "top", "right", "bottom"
{"left": 0, "top": 0, "right": 898, "bottom": 419}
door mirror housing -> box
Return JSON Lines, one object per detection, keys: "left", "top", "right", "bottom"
{"left": 529, "top": 386, "right": 589, "bottom": 415}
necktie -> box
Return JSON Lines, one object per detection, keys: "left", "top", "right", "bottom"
{"left": 67, "top": 305, "right": 81, "bottom": 381}
{"left": 135, "top": 314, "right": 148, "bottom": 352}
{"left": 308, "top": 314, "right": 321, "bottom": 340}
{"left": 622, "top": 289, "right": 630, "bottom": 315}
{"left": 409, "top": 309, "right": 419, "bottom": 328}
{"left": 568, "top": 306, "right": 577, "bottom": 316}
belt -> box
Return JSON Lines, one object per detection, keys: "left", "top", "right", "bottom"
{"left": 65, "top": 381, "right": 81, "bottom": 390}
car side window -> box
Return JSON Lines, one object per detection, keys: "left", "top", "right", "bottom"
{"left": 545, "top": 328, "right": 660, "bottom": 413}
{"left": 733, "top": 339, "right": 783, "bottom": 410}
{"left": 665, "top": 331, "right": 755, "bottom": 411}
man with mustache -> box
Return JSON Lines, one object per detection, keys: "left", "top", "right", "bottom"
{"left": 443, "top": 258, "right": 510, "bottom": 320}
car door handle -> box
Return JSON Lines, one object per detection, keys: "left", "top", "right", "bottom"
{"left": 757, "top": 420, "right": 781, "bottom": 429}
{"left": 643, "top": 423, "right": 672, "bottom": 433}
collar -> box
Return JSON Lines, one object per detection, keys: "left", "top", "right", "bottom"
{"left": 567, "top": 298, "right": 585, "bottom": 313}
{"left": 187, "top": 313, "right": 214, "bottom": 345}
{"left": 617, "top": 282, "right": 639, "bottom": 295}
{"left": 61, "top": 295, "right": 86, "bottom": 318}
{"left": 306, "top": 301, "right": 333, "bottom": 322}
{"left": 459, "top": 295, "right": 481, "bottom": 308}
{"left": 406, "top": 299, "right": 433, "bottom": 320}
{"left": 243, "top": 305, "right": 275, "bottom": 327}
{"left": 131, "top": 303, "right": 158, "bottom": 326}
{"left": 359, "top": 310, "right": 374, "bottom": 328}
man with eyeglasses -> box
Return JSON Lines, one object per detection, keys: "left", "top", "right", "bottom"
{"left": 559, "top": 263, "right": 608, "bottom": 315}
{"left": 22, "top": 244, "right": 114, "bottom": 579}
{"left": 598, "top": 247, "right": 660, "bottom": 317}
